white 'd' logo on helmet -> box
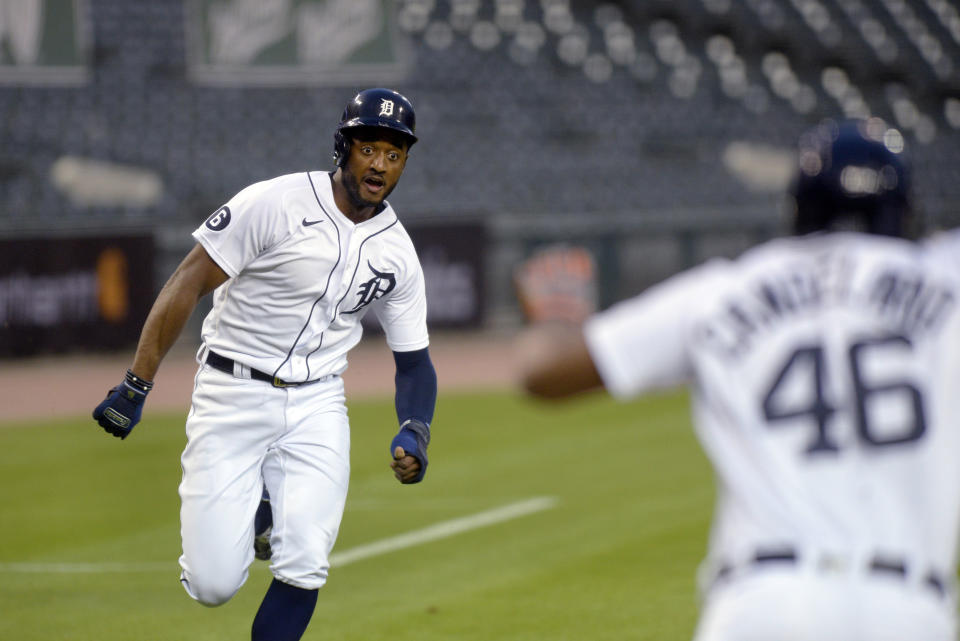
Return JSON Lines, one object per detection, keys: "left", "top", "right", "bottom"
{"left": 378, "top": 99, "right": 395, "bottom": 117}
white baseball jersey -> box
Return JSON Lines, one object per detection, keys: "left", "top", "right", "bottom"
{"left": 585, "top": 231, "right": 960, "bottom": 608}
{"left": 179, "top": 170, "right": 429, "bottom": 599}
{"left": 192, "top": 171, "right": 429, "bottom": 382}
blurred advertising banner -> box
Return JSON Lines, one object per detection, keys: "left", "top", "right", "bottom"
{"left": 0, "top": 0, "right": 90, "bottom": 85}
{"left": 407, "top": 222, "right": 486, "bottom": 328}
{"left": 0, "top": 235, "right": 154, "bottom": 357}
{"left": 186, "top": 0, "right": 410, "bottom": 86}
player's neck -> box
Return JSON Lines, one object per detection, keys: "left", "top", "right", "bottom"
{"left": 330, "top": 169, "right": 377, "bottom": 224}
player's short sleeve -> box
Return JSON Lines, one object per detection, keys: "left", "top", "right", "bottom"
{"left": 584, "top": 264, "right": 717, "bottom": 398}
{"left": 924, "top": 227, "right": 960, "bottom": 276}
{"left": 192, "top": 180, "right": 287, "bottom": 277}
{"left": 374, "top": 253, "right": 430, "bottom": 352}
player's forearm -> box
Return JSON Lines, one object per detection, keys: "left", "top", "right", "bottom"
{"left": 129, "top": 245, "right": 228, "bottom": 381}
{"left": 130, "top": 279, "right": 203, "bottom": 381}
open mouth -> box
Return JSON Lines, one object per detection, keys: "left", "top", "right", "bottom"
{"left": 363, "top": 175, "right": 385, "bottom": 193}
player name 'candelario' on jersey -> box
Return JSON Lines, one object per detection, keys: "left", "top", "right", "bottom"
{"left": 695, "top": 255, "right": 956, "bottom": 361}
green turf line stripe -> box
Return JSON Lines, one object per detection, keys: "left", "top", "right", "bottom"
{"left": 0, "top": 496, "right": 559, "bottom": 574}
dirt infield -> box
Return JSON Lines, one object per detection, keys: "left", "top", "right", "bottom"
{"left": 0, "top": 330, "right": 519, "bottom": 424}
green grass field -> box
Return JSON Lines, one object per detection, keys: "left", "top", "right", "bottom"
{"left": 0, "top": 388, "right": 715, "bottom": 640}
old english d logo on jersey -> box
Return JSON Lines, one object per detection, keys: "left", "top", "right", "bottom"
{"left": 344, "top": 262, "right": 396, "bottom": 314}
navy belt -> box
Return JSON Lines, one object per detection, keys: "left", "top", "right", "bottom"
{"left": 714, "top": 548, "right": 946, "bottom": 598}
{"left": 205, "top": 351, "right": 319, "bottom": 388}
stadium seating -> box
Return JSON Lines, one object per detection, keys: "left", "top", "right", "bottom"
{"left": 0, "top": 0, "right": 956, "bottom": 231}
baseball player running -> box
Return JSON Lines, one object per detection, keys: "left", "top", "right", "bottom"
{"left": 93, "top": 88, "right": 436, "bottom": 641}
{"left": 516, "top": 118, "right": 960, "bottom": 640}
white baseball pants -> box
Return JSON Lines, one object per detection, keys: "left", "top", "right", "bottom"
{"left": 694, "top": 565, "right": 956, "bottom": 641}
{"left": 177, "top": 364, "right": 350, "bottom": 606}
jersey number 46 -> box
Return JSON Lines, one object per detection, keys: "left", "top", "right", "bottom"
{"left": 761, "top": 334, "right": 926, "bottom": 455}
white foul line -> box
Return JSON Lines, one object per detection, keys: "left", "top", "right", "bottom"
{"left": 331, "top": 495, "right": 558, "bottom": 568}
{"left": 0, "top": 496, "right": 559, "bottom": 574}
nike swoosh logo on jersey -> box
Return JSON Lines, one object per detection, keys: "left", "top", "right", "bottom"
{"left": 302, "top": 218, "right": 324, "bottom": 227}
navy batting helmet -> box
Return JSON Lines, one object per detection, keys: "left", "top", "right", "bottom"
{"left": 333, "top": 88, "right": 417, "bottom": 166}
{"left": 791, "top": 118, "right": 911, "bottom": 238}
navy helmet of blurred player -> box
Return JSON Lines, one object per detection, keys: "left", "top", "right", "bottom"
{"left": 333, "top": 88, "right": 418, "bottom": 166}
{"left": 791, "top": 118, "right": 912, "bottom": 238}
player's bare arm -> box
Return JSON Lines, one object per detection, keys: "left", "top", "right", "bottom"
{"left": 131, "top": 244, "right": 228, "bottom": 381}
{"left": 92, "top": 244, "right": 227, "bottom": 439}
{"left": 517, "top": 323, "right": 603, "bottom": 399}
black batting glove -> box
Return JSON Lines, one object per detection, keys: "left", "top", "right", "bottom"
{"left": 92, "top": 370, "right": 153, "bottom": 439}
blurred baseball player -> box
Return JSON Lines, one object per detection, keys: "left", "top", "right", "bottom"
{"left": 93, "top": 88, "right": 436, "bottom": 641}
{"left": 516, "top": 118, "right": 960, "bottom": 640}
